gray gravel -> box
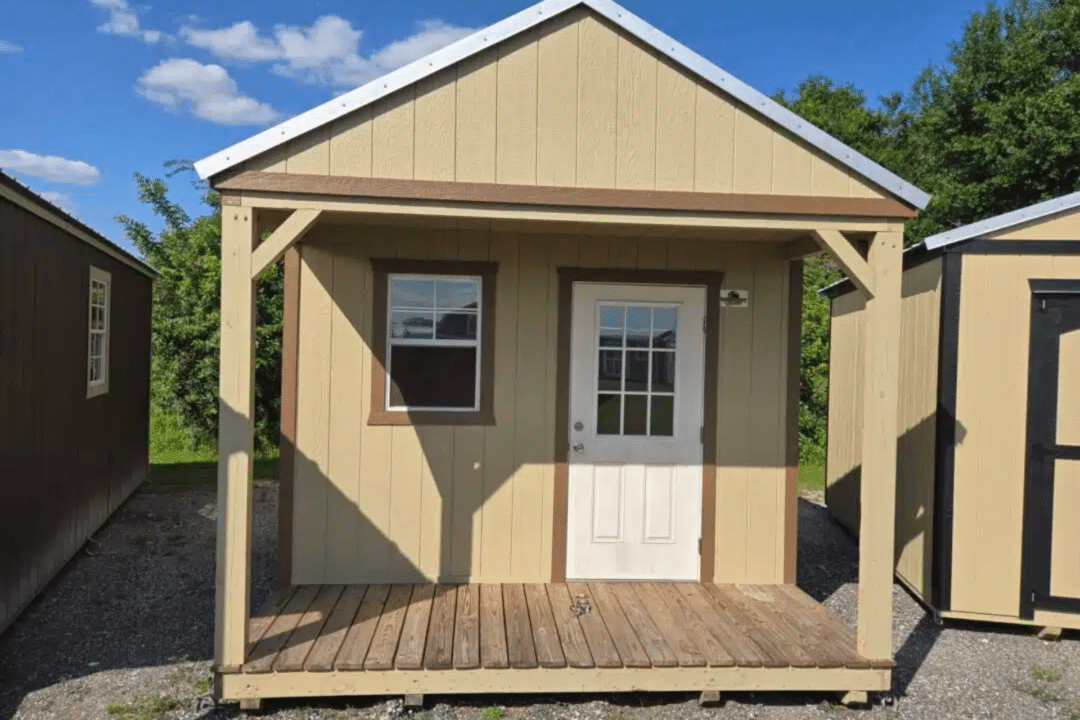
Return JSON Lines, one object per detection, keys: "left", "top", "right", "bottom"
{"left": 1, "top": 483, "right": 1077, "bottom": 720}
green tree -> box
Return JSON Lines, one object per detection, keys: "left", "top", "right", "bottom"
{"left": 119, "top": 161, "right": 284, "bottom": 451}
{"left": 905, "top": 0, "right": 1080, "bottom": 239}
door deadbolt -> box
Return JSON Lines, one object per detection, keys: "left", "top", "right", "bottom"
{"left": 573, "top": 421, "right": 584, "bottom": 431}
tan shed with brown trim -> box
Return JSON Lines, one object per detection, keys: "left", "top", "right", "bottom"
{"left": 824, "top": 194, "right": 1080, "bottom": 633}
{"left": 196, "top": 0, "right": 925, "bottom": 707}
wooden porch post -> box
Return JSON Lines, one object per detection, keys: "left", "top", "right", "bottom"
{"left": 215, "top": 206, "right": 257, "bottom": 671}
{"left": 855, "top": 230, "right": 903, "bottom": 661}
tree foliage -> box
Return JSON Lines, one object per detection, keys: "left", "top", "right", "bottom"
{"left": 119, "top": 161, "right": 284, "bottom": 451}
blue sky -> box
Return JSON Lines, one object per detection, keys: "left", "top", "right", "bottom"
{"left": 1, "top": 0, "right": 986, "bottom": 256}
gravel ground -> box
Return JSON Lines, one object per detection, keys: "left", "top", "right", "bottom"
{"left": 1, "top": 483, "right": 1077, "bottom": 720}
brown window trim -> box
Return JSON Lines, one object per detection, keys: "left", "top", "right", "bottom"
{"left": 368, "top": 258, "right": 498, "bottom": 426}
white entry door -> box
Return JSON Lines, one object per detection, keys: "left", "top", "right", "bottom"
{"left": 566, "top": 283, "right": 705, "bottom": 580}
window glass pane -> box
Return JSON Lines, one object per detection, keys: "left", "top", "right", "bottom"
{"left": 597, "top": 350, "right": 622, "bottom": 391}
{"left": 599, "top": 305, "right": 625, "bottom": 329}
{"left": 624, "top": 350, "right": 650, "bottom": 392}
{"left": 626, "top": 306, "right": 651, "bottom": 347}
{"left": 434, "top": 312, "right": 478, "bottom": 340}
{"left": 653, "top": 307, "right": 677, "bottom": 348}
{"left": 624, "top": 395, "right": 648, "bottom": 435}
{"left": 651, "top": 351, "right": 675, "bottom": 393}
{"left": 596, "top": 394, "right": 621, "bottom": 435}
{"left": 390, "top": 278, "right": 435, "bottom": 308}
{"left": 435, "top": 279, "right": 478, "bottom": 310}
{"left": 90, "top": 333, "right": 103, "bottom": 357}
{"left": 388, "top": 346, "right": 477, "bottom": 408}
{"left": 650, "top": 395, "right": 674, "bottom": 436}
{"left": 599, "top": 329, "right": 623, "bottom": 347}
{"left": 391, "top": 310, "right": 434, "bottom": 339}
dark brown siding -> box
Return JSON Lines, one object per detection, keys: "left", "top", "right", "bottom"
{"left": 0, "top": 197, "right": 152, "bottom": 633}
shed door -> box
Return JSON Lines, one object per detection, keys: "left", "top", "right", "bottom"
{"left": 566, "top": 283, "right": 704, "bottom": 581}
{"left": 1021, "top": 289, "right": 1080, "bottom": 618}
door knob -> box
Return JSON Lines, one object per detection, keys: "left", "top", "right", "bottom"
{"left": 572, "top": 442, "right": 585, "bottom": 452}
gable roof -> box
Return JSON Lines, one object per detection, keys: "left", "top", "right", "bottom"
{"left": 0, "top": 170, "right": 158, "bottom": 279}
{"left": 193, "top": 0, "right": 930, "bottom": 210}
{"left": 924, "top": 190, "right": 1080, "bottom": 249}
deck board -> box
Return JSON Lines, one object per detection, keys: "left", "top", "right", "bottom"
{"left": 242, "top": 582, "right": 881, "bottom": 679}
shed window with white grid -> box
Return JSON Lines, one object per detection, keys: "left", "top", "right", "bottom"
{"left": 87, "top": 267, "right": 111, "bottom": 398}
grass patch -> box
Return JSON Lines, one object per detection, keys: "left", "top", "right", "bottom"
{"left": 1067, "top": 702, "right": 1080, "bottom": 720}
{"left": 1031, "top": 664, "right": 1063, "bottom": 682}
{"left": 106, "top": 694, "right": 179, "bottom": 720}
{"left": 799, "top": 459, "right": 826, "bottom": 493}
{"left": 1016, "top": 681, "right": 1064, "bottom": 703}
{"left": 481, "top": 706, "right": 505, "bottom": 720}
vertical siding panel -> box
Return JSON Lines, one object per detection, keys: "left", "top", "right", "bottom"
{"left": 615, "top": 35, "right": 657, "bottom": 190}
{"left": 576, "top": 14, "right": 618, "bottom": 188}
{"left": 496, "top": 31, "right": 539, "bottom": 185}
{"left": 636, "top": 238, "right": 666, "bottom": 269}
{"left": 732, "top": 108, "right": 773, "bottom": 194}
{"left": 825, "top": 292, "right": 866, "bottom": 535}
{"left": 413, "top": 71, "right": 458, "bottom": 182}
{"left": 325, "top": 244, "right": 365, "bottom": 581}
{"left": 608, "top": 237, "right": 638, "bottom": 268}
{"left": 452, "top": 231, "right": 490, "bottom": 578}
{"left": 371, "top": 90, "right": 416, "bottom": 179}
{"left": 536, "top": 13, "right": 579, "bottom": 187}
{"left": 715, "top": 263, "right": 754, "bottom": 582}
{"left": 772, "top": 133, "right": 812, "bottom": 195}
{"left": 481, "top": 235, "right": 520, "bottom": 578}
{"left": 811, "top": 155, "right": 851, "bottom": 197}
{"left": 510, "top": 239, "right": 550, "bottom": 579}
{"left": 292, "top": 242, "right": 334, "bottom": 583}
{"left": 456, "top": 50, "right": 499, "bottom": 183}
{"left": 285, "top": 128, "right": 331, "bottom": 175}
{"left": 329, "top": 108, "right": 373, "bottom": 177}
{"left": 693, "top": 87, "right": 734, "bottom": 192}
{"left": 655, "top": 61, "right": 696, "bottom": 191}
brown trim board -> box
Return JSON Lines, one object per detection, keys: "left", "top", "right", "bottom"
{"left": 216, "top": 171, "right": 918, "bottom": 219}
{"left": 784, "top": 260, "right": 803, "bottom": 584}
{"left": 551, "top": 268, "right": 725, "bottom": 584}
{"left": 277, "top": 246, "right": 301, "bottom": 588}
{"left": 367, "top": 258, "right": 498, "bottom": 426}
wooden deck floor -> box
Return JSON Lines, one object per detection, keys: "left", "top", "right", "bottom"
{"left": 238, "top": 583, "right": 888, "bottom": 676}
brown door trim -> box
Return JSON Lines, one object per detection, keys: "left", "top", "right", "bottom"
{"left": 551, "top": 267, "right": 724, "bottom": 583}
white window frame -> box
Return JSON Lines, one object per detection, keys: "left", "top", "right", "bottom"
{"left": 385, "top": 273, "right": 482, "bottom": 412}
{"left": 87, "top": 266, "right": 111, "bottom": 398}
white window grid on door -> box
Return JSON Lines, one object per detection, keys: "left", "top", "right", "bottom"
{"left": 385, "top": 273, "right": 482, "bottom": 412}
{"left": 595, "top": 301, "right": 678, "bottom": 437}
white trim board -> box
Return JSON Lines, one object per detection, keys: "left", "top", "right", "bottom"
{"left": 924, "top": 190, "right": 1080, "bottom": 249}
{"left": 193, "top": 0, "right": 930, "bottom": 210}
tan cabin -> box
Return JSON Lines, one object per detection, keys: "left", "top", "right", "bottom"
{"left": 824, "top": 194, "right": 1080, "bottom": 635}
{"left": 195, "top": 0, "right": 928, "bottom": 707}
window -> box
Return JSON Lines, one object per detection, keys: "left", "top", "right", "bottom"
{"left": 369, "top": 259, "right": 497, "bottom": 425}
{"left": 87, "top": 267, "right": 111, "bottom": 398}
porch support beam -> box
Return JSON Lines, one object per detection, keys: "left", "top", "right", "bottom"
{"left": 778, "top": 236, "right": 820, "bottom": 261}
{"left": 250, "top": 208, "right": 322, "bottom": 279}
{"left": 810, "top": 229, "right": 875, "bottom": 298}
{"left": 216, "top": 207, "right": 258, "bottom": 671}
{"left": 855, "top": 230, "right": 903, "bottom": 662}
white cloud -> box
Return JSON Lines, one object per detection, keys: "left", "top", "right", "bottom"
{"left": 180, "top": 15, "right": 476, "bottom": 87}
{"left": 0, "top": 40, "right": 22, "bottom": 54}
{"left": 136, "top": 58, "right": 281, "bottom": 126}
{"left": 89, "top": 0, "right": 165, "bottom": 43}
{"left": 0, "top": 150, "right": 101, "bottom": 185}
{"left": 39, "top": 191, "right": 76, "bottom": 214}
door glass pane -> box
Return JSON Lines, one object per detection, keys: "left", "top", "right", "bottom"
{"left": 650, "top": 395, "right": 674, "bottom": 436}
{"left": 626, "top": 306, "right": 651, "bottom": 347}
{"left": 651, "top": 351, "right": 675, "bottom": 393}
{"left": 598, "top": 350, "right": 623, "bottom": 391}
{"left": 653, "top": 307, "right": 677, "bottom": 348}
{"left": 597, "top": 394, "right": 621, "bottom": 435}
{"left": 625, "top": 351, "right": 650, "bottom": 392}
{"left": 599, "top": 305, "right": 625, "bottom": 330}
{"left": 624, "top": 395, "right": 648, "bottom": 435}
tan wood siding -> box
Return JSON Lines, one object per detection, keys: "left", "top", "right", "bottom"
{"left": 291, "top": 227, "right": 795, "bottom": 584}
{"left": 951, "top": 253, "right": 1080, "bottom": 616}
{"left": 242, "top": 11, "right": 891, "bottom": 202}
{"left": 985, "top": 206, "right": 1080, "bottom": 240}
{"left": 825, "top": 258, "right": 941, "bottom": 600}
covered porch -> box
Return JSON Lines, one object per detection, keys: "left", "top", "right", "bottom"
{"left": 220, "top": 582, "right": 891, "bottom": 701}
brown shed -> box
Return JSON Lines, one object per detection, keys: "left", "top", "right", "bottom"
{"left": 824, "top": 192, "right": 1080, "bottom": 634}
{"left": 194, "top": 0, "right": 928, "bottom": 707}
{"left": 0, "top": 171, "right": 155, "bottom": 634}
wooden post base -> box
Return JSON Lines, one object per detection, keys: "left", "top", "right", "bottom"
{"left": 698, "top": 690, "right": 722, "bottom": 707}
{"left": 839, "top": 690, "right": 869, "bottom": 706}
{"left": 404, "top": 694, "right": 425, "bottom": 709}
{"left": 239, "top": 697, "right": 263, "bottom": 714}
{"left": 1037, "top": 626, "right": 1063, "bottom": 642}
